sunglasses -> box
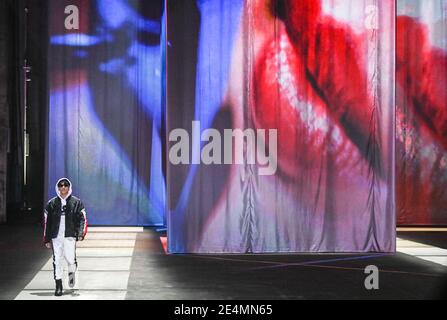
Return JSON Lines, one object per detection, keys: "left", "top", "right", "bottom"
{"left": 58, "top": 183, "right": 69, "bottom": 188}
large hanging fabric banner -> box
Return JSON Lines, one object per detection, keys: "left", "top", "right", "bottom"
{"left": 167, "top": 0, "right": 395, "bottom": 253}
{"left": 396, "top": 0, "right": 447, "bottom": 225}
{"left": 47, "top": 0, "right": 166, "bottom": 225}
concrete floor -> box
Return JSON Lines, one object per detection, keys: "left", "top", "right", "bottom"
{"left": 1, "top": 221, "right": 446, "bottom": 300}
{"left": 14, "top": 227, "right": 140, "bottom": 300}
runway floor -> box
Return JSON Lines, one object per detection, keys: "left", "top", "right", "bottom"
{"left": 0, "top": 221, "right": 446, "bottom": 300}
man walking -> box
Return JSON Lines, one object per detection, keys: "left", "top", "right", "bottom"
{"left": 43, "top": 178, "right": 88, "bottom": 296}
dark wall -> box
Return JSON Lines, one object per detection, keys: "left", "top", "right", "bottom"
{"left": 23, "top": 0, "right": 48, "bottom": 220}
{"left": 0, "top": 0, "right": 10, "bottom": 222}
{"left": 1, "top": 0, "right": 48, "bottom": 223}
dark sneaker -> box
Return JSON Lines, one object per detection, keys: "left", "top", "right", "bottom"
{"left": 68, "top": 272, "right": 75, "bottom": 288}
{"left": 55, "top": 279, "right": 63, "bottom": 296}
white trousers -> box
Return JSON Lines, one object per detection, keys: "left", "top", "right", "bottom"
{"left": 52, "top": 216, "right": 77, "bottom": 280}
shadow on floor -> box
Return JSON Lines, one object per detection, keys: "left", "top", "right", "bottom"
{"left": 125, "top": 229, "right": 447, "bottom": 300}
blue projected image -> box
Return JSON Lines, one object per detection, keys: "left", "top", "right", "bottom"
{"left": 168, "top": 0, "right": 243, "bottom": 251}
{"left": 48, "top": 0, "right": 166, "bottom": 226}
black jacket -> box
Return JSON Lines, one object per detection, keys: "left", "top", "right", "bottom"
{"left": 43, "top": 195, "right": 87, "bottom": 243}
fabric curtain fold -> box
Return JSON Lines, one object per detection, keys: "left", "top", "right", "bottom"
{"left": 396, "top": 0, "right": 447, "bottom": 225}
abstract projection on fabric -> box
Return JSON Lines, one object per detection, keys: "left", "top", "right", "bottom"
{"left": 47, "top": 0, "right": 166, "bottom": 225}
{"left": 46, "top": 0, "right": 446, "bottom": 250}
{"left": 396, "top": 0, "right": 447, "bottom": 225}
{"left": 167, "top": 0, "right": 396, "bottom": 253}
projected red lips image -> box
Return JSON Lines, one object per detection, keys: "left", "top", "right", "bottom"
{"left": 252, "top": 31, "right": 357, "bottom": 178}
{"left": 251, "top": 0, "right": 447, "bottom": 224}
{"left": 186, "top": 0, "right": 397, "bottom": 253}
{"left": 252, "top": 0, "right": 374, "bottom": 179}
{"left": 396, "top": 15, "right": 447, "bottom": 224}
{"left": 396, "top": 16, "right": 447, "bottom": 150}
